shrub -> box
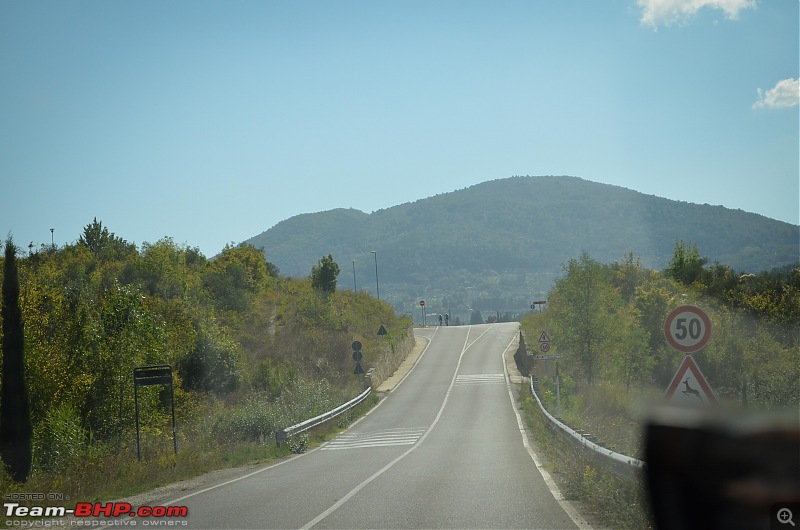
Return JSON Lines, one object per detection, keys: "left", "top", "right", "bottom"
{"left": 33, "top": 405, "right": 85, "bottom": 473}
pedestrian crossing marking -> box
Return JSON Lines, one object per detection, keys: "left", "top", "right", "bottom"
{"left": 454, "top": 373, "right": 505, "bottom": 385}
{"left": 322, "top": 427, "right": 427, "bottom": 450}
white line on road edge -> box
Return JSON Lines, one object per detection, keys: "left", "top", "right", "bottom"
{"left": 501, "top": 334, "right": 592, "bottom": 529}
{"left": 163, "top": 451, "right": 307, "bottom": 507}
{"left": 301, "top": 325, "right": 492, "bottom": 530}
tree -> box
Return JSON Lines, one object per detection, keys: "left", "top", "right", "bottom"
{"left": 469, "top": 309, "right": 484, "bottom": 325}
{"left": 667, "top": 240, "right": 707, "bottom": 285}
{"left": 310, "top": 254, "right": 340, "bottom": 296}
{"left": 87, "top": 280, "right": 163, "bottom": 440}
{"left": 611, "top": 252, "right": 643, "bottom": 302}
{"left": 1, "top": 236, "right": 32, "bottom": 482}
{"left": 550, "top": 252, "right": 619, "bottom": 385}
{"left": 79, "top": 218, "right": 135, "bottom": 259}
{"left": 608, "top": 307, "right": 651, "bottom": 392}
{"left": 204, "top": 243, "right": 275, "bottom": 311}
{"left": 177, "top": 317, "right": 242, "bottom": 395}
{"left": 633, "top": 282, "right": 674, "bottom": 385}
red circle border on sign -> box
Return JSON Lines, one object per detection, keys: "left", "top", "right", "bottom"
{"left": 663, "top": 305, "right": 712, "bottom": 353}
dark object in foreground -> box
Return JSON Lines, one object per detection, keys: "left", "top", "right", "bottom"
{"left": 645, "top": 406, "right": 799, "bottom": 530}
{"left": 1, "top": 237, "right": 33, "bottom": 483}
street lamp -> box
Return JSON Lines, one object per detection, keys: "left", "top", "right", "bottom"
{"left": 50, "top": 228, "right": 54, "bottom": 248}
{"left": 370, "top": 251, "right": 380, "bottom": 300}
{"left": 352, "top": 260, "right": 357, "bottom": 292}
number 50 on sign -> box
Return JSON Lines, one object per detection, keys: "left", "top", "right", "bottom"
{"left": 664, "top": 305, "right": 712, "bottom": 353}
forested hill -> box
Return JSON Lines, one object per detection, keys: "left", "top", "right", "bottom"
{"left": 244, "top": 176, "right": 799, "bottom": 311}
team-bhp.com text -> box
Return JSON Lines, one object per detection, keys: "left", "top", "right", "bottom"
{"left": 4, "top": 502, "right": 188, "bottom": 527}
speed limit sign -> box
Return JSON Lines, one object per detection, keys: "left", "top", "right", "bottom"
{"left": 664, "top": 305, "right": 711, "bottom": 353}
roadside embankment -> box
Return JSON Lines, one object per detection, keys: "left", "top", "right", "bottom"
{"left": 366, "top": 327, "right": 417, "bottom": 390}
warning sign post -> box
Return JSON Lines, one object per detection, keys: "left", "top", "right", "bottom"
{"left": 665, "top": 355, "right": 718, "bottom": 407}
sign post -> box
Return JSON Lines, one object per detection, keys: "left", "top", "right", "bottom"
{"left": 537, "top": 331, "right": 553, "bottom": 376}
{"left": 663, "top": 306, "right": 716, "bottom": 407}
{"left": 352, "top": 341, "right": 364, "bottom": 375}
{"left": 537, "top": 331, "right": 551, "bottom": 353}
{"left": 133, "top": 364, "right": 177, "bottom": 461}
{"left": 664, "top": 305, "right": 712, "bottom": 354}
{"left": 530, "top": 300, "right": 547, "bottom": 313}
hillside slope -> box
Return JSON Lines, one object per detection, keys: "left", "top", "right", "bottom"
{"left": 245, "top": 176, "right": 799, "bottom": 316}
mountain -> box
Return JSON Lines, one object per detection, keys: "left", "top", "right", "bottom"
{"left": 244, "top": 176, "right": 799, "bottom": 319}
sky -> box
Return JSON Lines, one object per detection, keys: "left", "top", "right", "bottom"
{"left": 1, "top": 0, "right": 798, "bottom": 258}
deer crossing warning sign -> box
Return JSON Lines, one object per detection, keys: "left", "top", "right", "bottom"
{"left": 665, "top": 355, "right": 718, "bottom": 406}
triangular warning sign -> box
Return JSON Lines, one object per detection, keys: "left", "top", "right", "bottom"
{"left": 377, "top": 325, "right": 388, "bottom": 336}
{"left": 354, "top": 361, "right": 364, "bottom": 375}
{"left": 538, "top": 331, "right": 550, "bottom": 343}
{"left": 665, "top": 355, "right": 717, "bottom": 406}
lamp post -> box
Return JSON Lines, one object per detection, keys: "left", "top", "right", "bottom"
{"left": 352, "top": 260, "right": 357, "bottom": 292}
{"left": 50, "top": 228, "right": 54, "bottom": 248}
{"left": 370, "top": 251, "right": 380, "bottom": 300}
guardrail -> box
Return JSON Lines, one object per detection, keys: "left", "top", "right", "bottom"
{"left": 529, "top": 376, "right": 645, "bottom": 477}
{"left": 276, "top": 387, "right": 372, "bottom": 447}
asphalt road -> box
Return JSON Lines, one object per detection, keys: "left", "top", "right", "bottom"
{"left": 155, "top": 323, "right": 585, "bottom": 529}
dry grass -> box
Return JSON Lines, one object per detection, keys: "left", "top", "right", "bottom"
{"left": 520, "top": 387, "right": 654, "bottom": 529}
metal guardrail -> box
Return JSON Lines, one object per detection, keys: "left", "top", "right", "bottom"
{"left": 529, "top": 376, "right": 645, "bottom": 476}
{"left": 276, "top": 387, "right": 372, "bottom": 446}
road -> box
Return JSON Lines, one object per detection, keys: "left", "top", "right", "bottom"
{"left": 155, "top": 323, "right": 585, "bottom": 529}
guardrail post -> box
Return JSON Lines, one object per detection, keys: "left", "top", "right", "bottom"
{"left": 276, "top": 429, "right": 287, "bottom": 448}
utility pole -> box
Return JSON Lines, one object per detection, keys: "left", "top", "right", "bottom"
{"left": 370, "top": 251, "right": 380, "bottom": 300}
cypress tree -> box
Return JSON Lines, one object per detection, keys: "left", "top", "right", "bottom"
{"left": 0, "top": 236, "right": 32, "bottom": 482}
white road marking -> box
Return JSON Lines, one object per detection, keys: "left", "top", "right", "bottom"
{"left": 454, "top": 373, "right": 505, "bottom": 384}
{"left": 322, "top": 428, "right": 427, "bottom": 450}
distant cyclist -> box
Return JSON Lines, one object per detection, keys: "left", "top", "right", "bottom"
{"left": 438, "top": 314, "right": 443, "bottom": 326}
{"left": 444, "top": 314, "right": 449, "bottom": 326}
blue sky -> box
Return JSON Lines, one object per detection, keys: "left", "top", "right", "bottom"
{"left": 2, "top": 0, "right": 797, "bottom": 258}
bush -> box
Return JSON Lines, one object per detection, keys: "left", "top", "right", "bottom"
{"left": 251, "top": 359, "right": 295, "bottom": 398}
{"left": 33, "top": 405, "right": 85, "bottom": 473}
{"left": 211, "top": 396, "right": 277, "bottom": 443}
{"left": 178, "top": 319, "right": 242, "bottom": 395}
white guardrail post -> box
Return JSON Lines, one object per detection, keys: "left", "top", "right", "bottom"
{"left": 529, "top": 377, "right": 645, "bottom": 475}
{"left": 276, "top": 387, "right": 372, "bottom": 447}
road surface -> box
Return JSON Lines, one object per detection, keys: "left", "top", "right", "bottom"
{"left": 151, "top": 323, "right": 585, "bottom": 529}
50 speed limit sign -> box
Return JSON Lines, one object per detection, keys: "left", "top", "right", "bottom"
{"left": 664, "top": 305, "right": 711, "bottom": 353}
